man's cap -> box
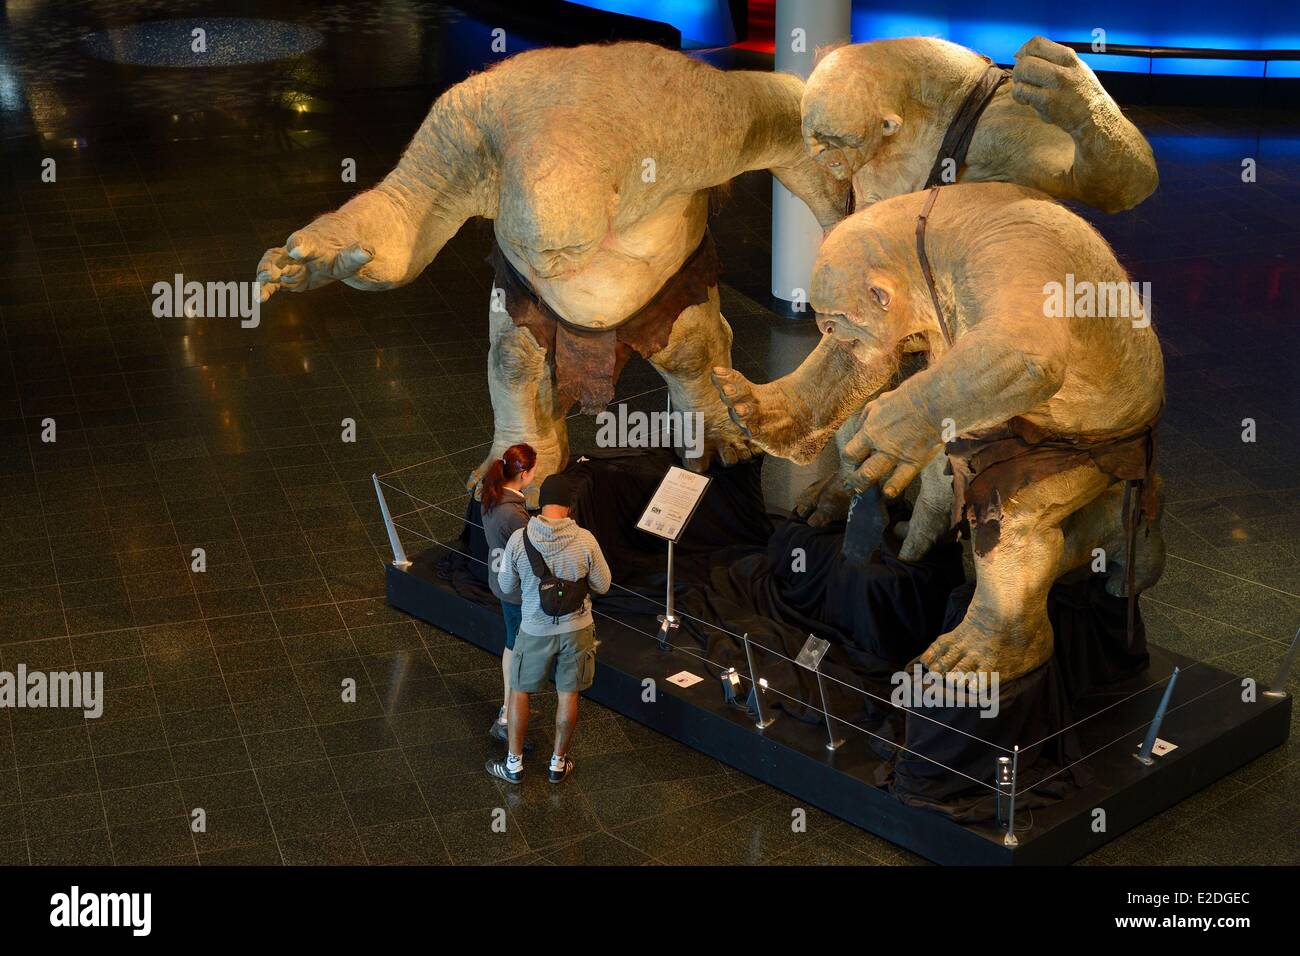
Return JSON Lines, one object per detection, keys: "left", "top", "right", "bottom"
{"left": 538, "top": 474, "right": 573, "bottom": 509}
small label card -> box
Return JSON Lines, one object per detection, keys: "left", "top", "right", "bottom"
{"left": 794, "top": 635, "right": 831, "bottom": 672}
{"left": 667, "top": 671, "right": 703, "bottom": 688}
{"left": 1137, "top": 738, "right": 1178, "bottom": 757}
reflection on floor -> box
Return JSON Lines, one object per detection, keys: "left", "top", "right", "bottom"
{"left": 0, "top": 0, "right": 1296, "bottom": 865}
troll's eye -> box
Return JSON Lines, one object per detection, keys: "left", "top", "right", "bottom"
{"left": 543, "top": 239, "right": 595, "bottom": 259}
{"left": 817, "top": 313, "right": 849, "bottom": 335}
{"left": 813, "top": 131, "right": 860, "bottom": 151}
{"left": 870, "top": 285, "right": 892, "bottom": 311}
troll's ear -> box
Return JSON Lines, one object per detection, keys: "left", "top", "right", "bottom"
{"left": 881, "top": 112, "right": 902, "bottom": 137}
{"left": 870, "top": 282, "right": 893, "bottom": 311}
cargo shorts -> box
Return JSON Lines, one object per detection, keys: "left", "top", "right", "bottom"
{"left": 509, "top": 623, "right": 596, "bottom": 694}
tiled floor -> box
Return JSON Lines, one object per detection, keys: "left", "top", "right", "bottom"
{"left": 0, "top": 1, "right": 1297, "bottom": 865}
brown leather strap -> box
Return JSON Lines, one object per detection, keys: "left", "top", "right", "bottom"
{"left": 911, "top": 66, "right": 1010, "bottom": 351}
{"left": 924, "top": 63, "right": 1011, "bottom": 189}
{"left": 845, "top": 64, "right": 1007, "bottom": 219}
{"left": 914, "top": 185, "right": 952, "bottom": 347}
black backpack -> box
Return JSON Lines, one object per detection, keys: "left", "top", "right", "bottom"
{"left": 521, "top": 522, "right": 590, "bottom": 622}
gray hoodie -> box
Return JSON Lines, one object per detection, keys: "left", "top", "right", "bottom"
{"left": 499, "top": 515, "right": 612, "bottom": 636}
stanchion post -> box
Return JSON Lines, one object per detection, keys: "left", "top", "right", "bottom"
{"left": 373, "top": 474, "right": 411, "bottom": 569}
{"left": 1004, "top": 745, "right": 1020, "bottom": 848}
{"left": 814, "top": 661, "right": 844, "bottom": 751}
{"left": 995, "top": 755, "right": 1012, "bottom": 828}
{"left": 655, "top": 390, "right": 679, "bottom": 651}
{"left": 656, "top": 538, "right": 678, "bottom": 651}
{"left": 742, "top": 633, "right": 776, "bottom": 730}
{"left": 1136, "top": 666, "right": 1181, "bottom": 765}
{"left": 1265, "top": 627, "right": 1298, "bottom": 698}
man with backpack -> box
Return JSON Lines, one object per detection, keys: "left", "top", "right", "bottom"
{"left": 488, "top": 474, "right": 611, "bottom": 784}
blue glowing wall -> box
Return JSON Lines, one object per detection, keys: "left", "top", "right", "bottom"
{"left": 579, "top": 0, "right": 736, "bottom": 45}
{"left": 574, "top": 0, "right": 1299, "bottom": 75}
{"left": 850, "top": 0, "right": 1300, "bottom": 76}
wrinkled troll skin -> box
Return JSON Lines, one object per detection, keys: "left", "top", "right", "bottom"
{"left": 715, "top": 35, "right": 1159, "bottom": 521}
{"left": 255, "top": 42, "right": 847, "bottom": 497}
{"left": 758, "top": 182, "right": 1165, "bottom": 679}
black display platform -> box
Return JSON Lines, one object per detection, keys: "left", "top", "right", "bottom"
{"left": 383, "top": 451, "right": 1291, "bottom": 865}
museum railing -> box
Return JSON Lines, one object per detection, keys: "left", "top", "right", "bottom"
{"left": 1058, "top": 41, "right": 1300, "bottom": 79}
{"left": 369, "top": 383, "right": 1298, "bottom": 848}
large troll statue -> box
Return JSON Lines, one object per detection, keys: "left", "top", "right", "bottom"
{"left": 715, "top": 35, "right": 1158, "bottom": 522}
{"left": 255, "top": 42, "right": 846, "bottom": 491}
{"left": 801, "top": 35, "right": 1156, "bottom": 212}
{"left": 764, "top": 182, "right": 1165, "bottom": 678}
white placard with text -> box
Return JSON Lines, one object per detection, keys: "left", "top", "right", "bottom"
{"left": 636, "top": 466, "right": 711, "bottom": 543}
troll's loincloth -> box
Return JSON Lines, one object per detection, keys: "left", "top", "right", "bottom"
{"left": 488, "top": 232, "right": 720, "bottom": 414}
{"left": 946, "top": 416, "right": 1158, "bottom": 558}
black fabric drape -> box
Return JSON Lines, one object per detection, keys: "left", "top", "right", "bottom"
{"left": 437, "top": 449, "right": 1150, "bottom": 822}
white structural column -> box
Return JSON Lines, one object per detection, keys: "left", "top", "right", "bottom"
{"left": 770, "top": 0, "right": 851, "bottom": 306}
{"left": 760, "top": 320, "right": 838, "bottom": 511}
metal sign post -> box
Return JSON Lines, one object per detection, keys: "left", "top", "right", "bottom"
{"left": 1136, "top": 667, "right": 1181, "bottom": 765}
{"left": 795, "top": 635, "right": 842, "bottom": 751}
{"left": 1265, "top": 628, "right": 1298, "bottom": 698}
{"left": 657, "top": 537, "right": 678, "bottom": 651}
{"left": 635, "top": 396, "right": 711, "bottom": 654}
{"left": 1004, "top": 745, "right": 1020, "bottom": 848}
{"left": 742, "top": 633, "right": 776, "bottom": 730}
{"left": 373, "top": 474, "right": 411, "bottom": 569}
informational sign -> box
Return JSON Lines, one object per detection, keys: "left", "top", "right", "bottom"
{"left": 795, "top": 635, "right": 831, "bottom": 672}
{"left": 636, "top": 466, "right": 711, "bottom": 543}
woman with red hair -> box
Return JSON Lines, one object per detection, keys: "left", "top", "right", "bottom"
{"left": 480, "top": 443, "right": 538, "bottom": 743}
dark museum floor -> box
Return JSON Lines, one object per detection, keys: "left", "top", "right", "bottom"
{"left": 0, "top": 1, "right": 1296, "bottom": 866}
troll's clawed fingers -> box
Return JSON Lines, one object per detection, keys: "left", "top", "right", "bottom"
{"left": 1014, "top": 35, "right": 1078, "bottom": 68}
{"left": 844, "top": 451, "right": 895, "bottom": 493}
{"left": 330, "top": 243, "right": 375, "bottom": 280}
{"left": 880, "top": 460, "right": 921, "bottom": 498}
{"left": 1012, "top": 52, "right": 1066, "bottom": 90}
{"left": 255, "top": 247, "right": 297, "bottom": 301}
{"left": 711, "top": 366, "right": 756, "bottom": 436}
{"left": 256, "top": 246, "right": 291, "bottom": 282}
